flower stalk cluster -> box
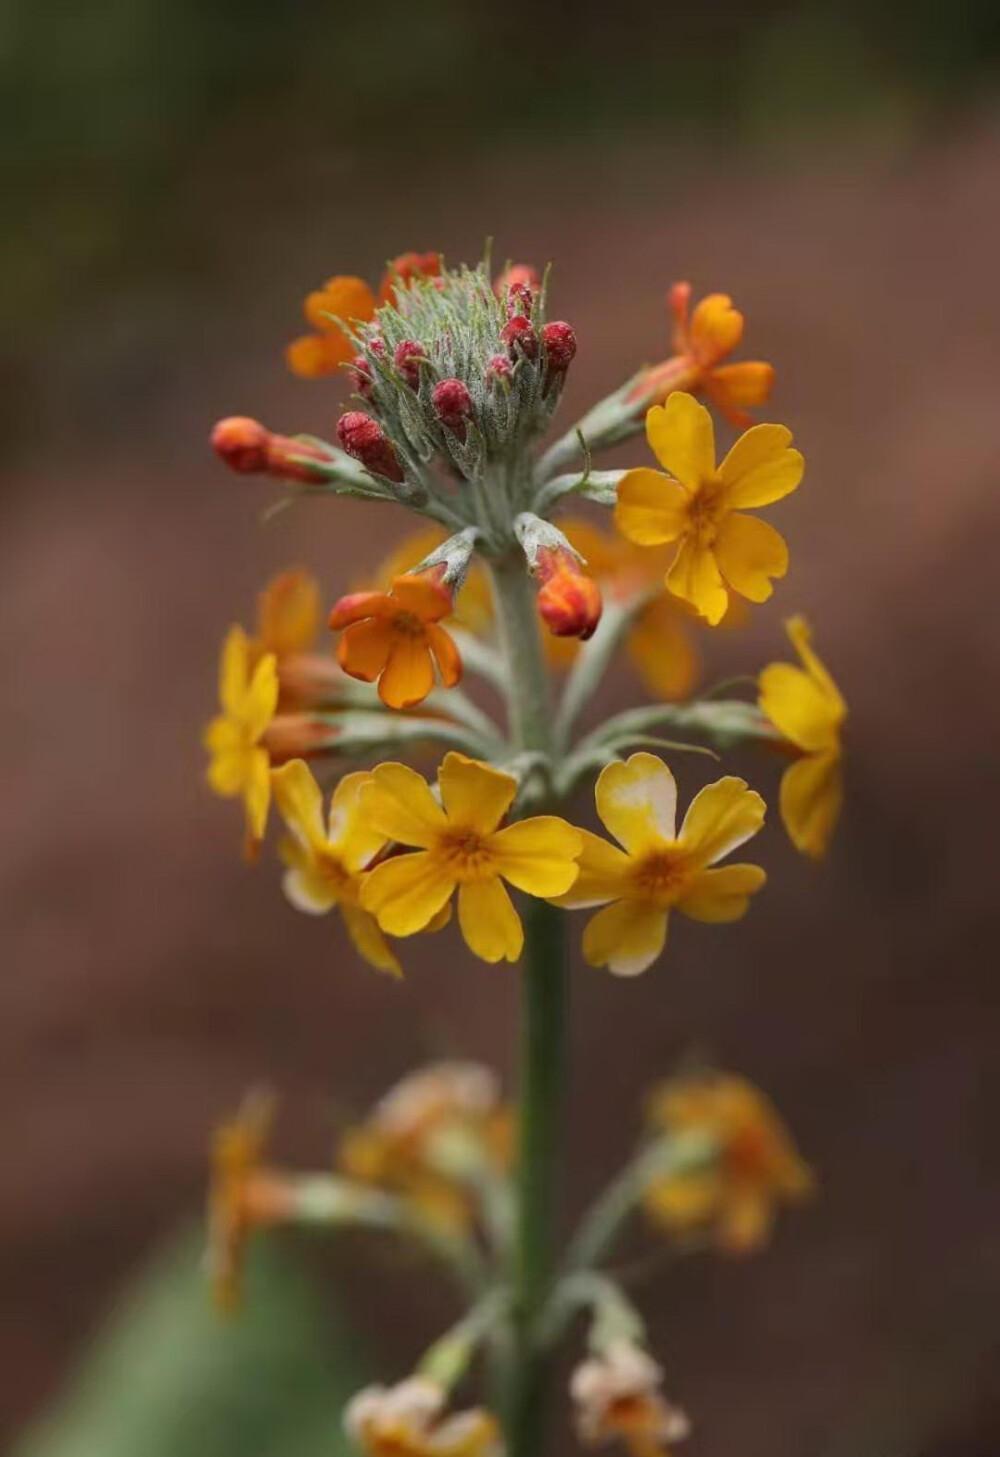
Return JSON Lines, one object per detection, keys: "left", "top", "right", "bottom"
{"left": 202, "top": 249, "right": 842, "bottom": 1457}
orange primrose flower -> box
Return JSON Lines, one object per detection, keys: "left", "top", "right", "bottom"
{"left": 330, "top": 572, "right": 462, "bottom": 710}
{"left": 631, "top": 282, "right": 774, "bottom": 429}
{"left": 287, "top": 253, "right": 442, "bottom": 379}
{"left": 371, "top": 528, "right": 494, "bottom": 638}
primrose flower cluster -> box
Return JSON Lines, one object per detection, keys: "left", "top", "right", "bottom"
{"left": 204, "top": 248, "right": 840, "bottom": 1457}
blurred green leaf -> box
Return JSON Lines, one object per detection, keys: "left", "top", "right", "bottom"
{"left": 12, "top": 1227, "right": 366, "bottom": 1457}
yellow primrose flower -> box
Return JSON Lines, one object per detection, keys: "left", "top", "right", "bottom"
{"left": 643, "top": 1072, "right": 814, "bottom": 1253}
{"left": 360, "top": 752, "right": 583, "bottom": 963}
{"left": 344, "top": 1378, "right": 501, "bottom": 1457}
{"left": 557, "top": 752, "right": 766, "bottom": 976}
{"left": 203, "top": 625, "right": 279, "bottom": 851}
{"left": 207, "top": 1093, "right": 291, "bottom": 1314}
{"left": 759, "top": 616, "right": 846, "bottom": 859}
{"left": 339, "top": 1062, "right": 511, "bottom": 1231}
{"left": 570, "top": 1341, "right": 691, "bottom": 1457}
{"left": 271, "top": 759, "right": 402, "bottom": 976}
{"left": 615, "top": 392, "right": 804, "bottom": 625}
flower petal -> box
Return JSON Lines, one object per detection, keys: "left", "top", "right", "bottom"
{"left": 758, "top": 663, "right": 840, "bottom": 753}
{"left": 378, "top": 635, "right": 435, "bottom": 709}
{"left": 219, "top": 625, "right": 250, "bottom": 716}
{"left": 553, "top": 829, "right": 631, "bottom": 907}
{"left": 340, "top": 903, "right": 403, "bottom": 977}
{"left": 304, "top": 276, "right": 376, "bottom": 333}
{"left": 595, "top": 752, "right": 678, "bottom": 851}
{"left": 614, "top": 469, "right": 689, "bottom": 547}
{"left": 338, "top": 617, "right": 394, "bottom": 683}
{"left": 787, "top": 615, "right": 845, "bottom": 713}
{"left": 329, "top": 591, "right": 395, "bottom": 630}
{"left": 628, "top": 595, "right": 699, "bottom": 702}
{"left": 581, "top": 899, "right": 668, "bottom": 976}
{"left": 286, "top": 333, "right": 345, "bottom": 379}
{"left": 666, "top": 536, "right": 729, "bottom": 625}
{"left": 244, "top": 654, "right": 279, "bottom": 740}
{"left": 364, "top": 762, "right": 447, "bottom": 847}
{"left": 713, "top": 512, "right": 788, "bottom": 604}
{"left": 206, "top": 745, "right": 250, "bottom": 797}
{"left": 271, "top": 758, "right": 326, "bottom": 847}
{"left": 204, "top": 714, "right": 241, "bottom": 758}
{"left": 328, "top": 771, "right": 388, "bottom": 870}
{"left": 360, "top": 851, "right": 454, "bottom": 935}
{"left": 457, "top": 878, "right": 524, "bottom": 963}
{"left": 689, "top": 293, "right": 743, "bottom": 365}
{"left": 677, "top": 776, "right": 765, "bottom": 867}
{"left": 719, "top": 425, "right": 803, "bottom": 509}
{"left": 426, "top": 622, "right": 463, "bottom": 688}
{"left": 779, "top": 750, "right": 843, "bottom": 860}
{"left": 258, "top": 569, "right": 320, "bottom": 657}
{"left": 676, "top": 863, "right": 767, "bottom": 922}
{"left": 489, "top": 816, "right": 583, "bottom": 897}
{"left": 645, "top": 392, "right": 715, "bottom": 489}
{"left": 438, "top": 752, "right": 518, "bottom": 833}
{"left": 708, "top": 361, "right": 774, "bottom": 409}
{"left": 243, "top": 747, "right": 271, "bottom": 844}
{"left": 391, "top": 572, "right": 451, "bottom": 621}
{"left": 281, "top": 857, "right": 338, "bottom": 915}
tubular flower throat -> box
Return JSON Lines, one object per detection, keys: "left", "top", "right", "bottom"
{"left": 287, "top": 253, "right": 442, "bottom": 379}
{"left": 344, "top": 1379, "right": 502, "bottom": 1457}
{"left": 759, "top": 616, "right": 846, "bottom": 859}
{"left": 631, "top": 283, "right": 774, "bottom": 429}
{"left": 271, "top": 759, "right": 402, "bottom": 976}
{"left": 203, "top": 625, "right": 279, "bottom": 851}
{"left": 330, "top": 572, "right": 462, "bottom": 711}
{"left": 643, "top": 1072, "right": 815, "bottom": 1253}
{"left": 556, "top": 752, "right": 766, "bottom": 977}
{"left": 338, "top": 1063, "right": 511, "bottom": 1230}
{"left": 359, "top": 752, "right": 583, "bottom": 964}
{"left": 615, "top": 391, "right": 804, "bottom": 626}
{"left": 571, "top": 1341, "right": 691, "bottom": 1457}
{"left": 207, "top": 1094, "right": 290, "bottom": 1314}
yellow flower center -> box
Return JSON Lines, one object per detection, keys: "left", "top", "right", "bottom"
{"left": 629, "top": 847, "right": 692, "bottom": 905}
{"left": 435, "top": 827, "right": 496, "bottom": 881}
{"left": 317, "top": 848, "right": 353, "bottom": 896}
{"left": 685, "top": 475, "right": 726, "bottom": 545}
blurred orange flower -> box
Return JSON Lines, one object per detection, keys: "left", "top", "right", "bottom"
{"left": 287, "top": 253, "right": 441, "bottom": 379}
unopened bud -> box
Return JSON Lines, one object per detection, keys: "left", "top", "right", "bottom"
{"left": 211, "top": 417, "right": 330, "bottom": 484}
{"left": 393, "top": 339, "right": 427, "bottom": 389}
{"left": 505, "top": 282, "right": 534, "bottom": 319}
{"left": 406, "top": 526, "right": 480, "bottom": 596}
{"left": 262, "top": 713, "right": 338, "bottom": 763}
{"left": 336, "top": 411, "right": 405, "bottom": 482}
{"left": 432, "top": 378, "right": 474, "bottom": 437}
{"left": 350, "top": 355, "right": 373, "bottom": 396}
{"left": 536, "top": 549, "right": 603, "bottom": 640}
{"left": 485, "top": 354, "right": 513, "bottom": 387}
{"left": 501, "top": 315, "right": 538, "bottom": 361}
{"left": 541, "top": 321, "right": 577, "bottom": 373}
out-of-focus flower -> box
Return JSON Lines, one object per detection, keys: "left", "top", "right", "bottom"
{"left": 570, "top": 1341, "right": 690, "bottom": 1457}
{"left": 344, "top": 1378, "right": 501, "bottom": 1457}
{"left": 330, "top": 572, "right": 462, "bottom": 710}
{"left": 207, "top": 1093, "right": 291, "bottom": 1314}
{"left": 759, "top": 616, "right": 846, "bottom": 859}
{"left": 203, "top": 626, "right": 278, "bottom": 853}
{"left": 271, "top": 759, "right": 401, "bottom": 976}
{"left": 360, "top": 753, "right": 582, "bottom": 963}
{"left": 339, "top": 1062, "right": 511, "bottom": 1229}
{"left": 556, "top": 752, "right": 766, "bottom": 976}
{"left": 643, "top": 1072, "right": 814, "bottom": 1252}
{"left": 615, "top": 392, "right": 803, "bottom": 625}
{"left": 629, "top": 282, "right": 774, "bottom": 428}
{"left": 249, "top": 568, "right": 346, "bottom": 709}
{"left": 287, "top": 253, "right": 441, "bottom": 379}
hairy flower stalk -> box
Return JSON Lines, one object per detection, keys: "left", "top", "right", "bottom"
{"left": 203, "top": 250, "right": 835, "bottom": 1457}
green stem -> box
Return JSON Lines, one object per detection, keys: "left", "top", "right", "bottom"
{"left": 489, "top": 551, "right": 554, "bottom": 753}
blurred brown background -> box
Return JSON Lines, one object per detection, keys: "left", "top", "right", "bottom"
{"left": 3, "top": 2, "right": 1000, "bottom": 1453}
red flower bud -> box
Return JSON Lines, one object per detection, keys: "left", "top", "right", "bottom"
{"left": 336, "top": 411, "right": 405, "bottom": 482}
{"left": 350, "top": 355, "right": 374, "bottom": 396}
{"left": 541, "top": 321, "right": 577, "bottom": 372}
{"left": 505, "top": 282, "right": 534, "bottom": 319}
{"left": 534, "top": 547, "right": 603, "bottom": 641}
{"left": 485, "top": 354, "right": 513, "bottom": 386}
{"left": 432, "top": 378, "right": 474, "bottom": 437}
{"left": 211, "top": 417, "right": 330, "bottom": 483}
{"left": 501, "top": 315, "right": 538, "bottom": 361}
{"left": 393, "top": 338, "right": 427, "bottom": 389}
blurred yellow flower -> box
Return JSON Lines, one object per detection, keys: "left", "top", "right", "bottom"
{"left": 339, "top": 1063, "right": 511, "bottom": 1230}
{"left": 615, "top": 392, "right": 803, "bottom": 625}
{"left": 571, "top": 1341, "right": 690, "bottom": 1457}
{"left": 203, "top": 625, "right": 278, "bottom": 853}
{"left": 360, "top": 752, "right": 582, "bottom": 963}
{"left": 271, "top": 759, "right": 401, "bottom": 976}
{"left": 207, "top": 1093, "right": 290, "bottom": 1314}
{"left": 643, "top": 1072, "right": 814, "bottom": 1253}
{"left": 556, "top": 752, "right": 766, "bottom": 976}
{"left": 344, "top": 1378, "right": 501, "bottom": 1457}
{"left": 330, "top": 572, "right": 463, "bottom": 711}
{"left": 759, "top": 616, "right": 846, "bottom": 859}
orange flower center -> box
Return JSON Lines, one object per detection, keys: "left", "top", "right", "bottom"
{"left": 685, "top": 475, "right": 726, "bottom": 545}
{"left": 725, "top": 1123, "right": 773, "bottom": 1182}
{"left": 390, "top": 609, "right": 430, "bottom": 641}
{"left": 317, "top": 848, "right": 352, "bottom": 896}
{"left": 435, "top": 827, "right": 496, "bottom": 880}
{"left": 629, "top": 848, "right": 692, "bottom": 905}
